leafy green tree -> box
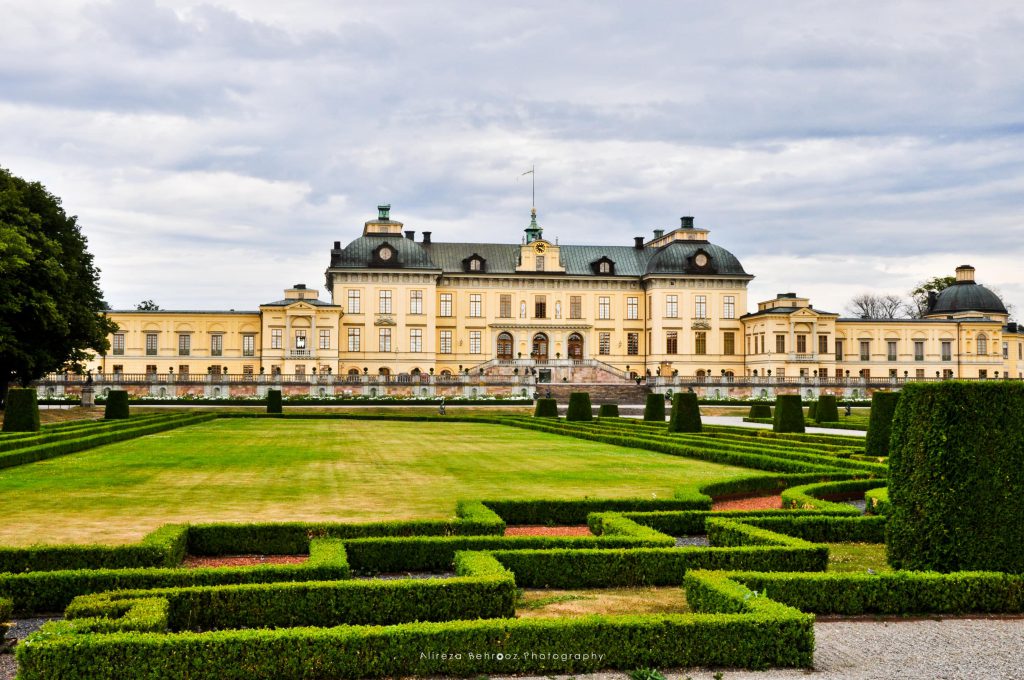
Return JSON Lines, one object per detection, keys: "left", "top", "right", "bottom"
{"left": 909, "top": 276, "right": 956, "bottom": 317}
{"left": 135, "top": 300, "right": 160, "bottom": 311}
{"left": 0, "top": 167, "right": 116, "bottom": 407}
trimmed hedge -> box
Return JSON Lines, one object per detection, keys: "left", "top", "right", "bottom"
{"left": 480, "top": 494, "right": 711, "bottom": 525}
{"left": 0, "top": 539, "right": 351, "bottom": 616}
{"left": 533, "top": 398, "right": 558, "bottom": 418}
{"left": 597, "top": 403, "right": 619, "bottom": 418}
{"left": 806, "top": 401, "right": 817, "bottom": 420}
{"left": 781, "top": 479, "right": 885, "bottom": 514}
{"left": 266, "top": 389, "right": 283, "bottom": 414}
{"left": 729, "top": 515, "right": 886, "bottom": 543}
{"left": 103, "top": 390, "right": 129, "bottom": 419}
{"left": 886, "top": 381, "right": 1024, "bottom": 573}
{"left": 864, "top": 486, "right": 891, "bottom": 515}
{"left": 0, "top": 523, "right": 188, "bottom": 574}
{"left": 815, "top": 395, "right": 839, "bottom": 423}
{"left": 773, "top": 395, "right": 805, "bottom": 433}
{"left": 667, "top": 392, "right": 701, "bottom": 433}
{"left": 865, "top": 390, "right": 900, "bottom": 456}
{"left": 748, "top": 403, "right": 771, "bottom": 419}
{"left": 565, "top": 392, "right": 592, "bottom": 421}
{"left": 606, "top": 507, "right": 856, "bottom": 537}
{"left": 642, "top": 392, "right": 665, "bottom": 422}
{"left": 2, "top": 388, "right": 40, "bottom": 432}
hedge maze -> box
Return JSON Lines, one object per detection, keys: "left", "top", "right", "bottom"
{"left": 2, "top": 395, "right": 1021, "bottom": 678}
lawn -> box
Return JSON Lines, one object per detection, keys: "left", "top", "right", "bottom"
{"left": 0, "top": 419, "right": 754, "bottom": 546}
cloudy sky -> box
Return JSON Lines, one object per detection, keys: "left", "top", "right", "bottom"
{"left": 3, "top": 0, "right": 1023, "bottom": 316}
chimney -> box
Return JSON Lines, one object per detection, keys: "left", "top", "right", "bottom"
{"left": 377, "top": 204, "right": 391, "bottom": 221}
{"left": 422, "top": 231, "right": 432, "bottom": 244}
{"left": 333, "top": 241, "right": 341, "bottom": 249}
{"left": 1007, "top": 322, "right": 1018, "bottom": 334}
{"left": 653, "top": 229, "right": 664, "bottom": 239}
{"left": 294, "top": 283, "right": 306, "bottom": 290}
{"left": 927, "top": 291, "right": 938, "bottom": 310}
{"left": 634, "top": 236, "right": 644, "bottom": 249}
{"left": 955, "top": 264, "right": 975, "bottom": 283}
{"left": 681, "top": 216, "right": 694, "bottom": 229}
{"left": 404, "top": 230, "right": 415, "bottom": 240}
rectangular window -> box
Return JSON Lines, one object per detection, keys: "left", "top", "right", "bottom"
{"left": 775, "top": 334, "right": 785, "bottom": 353}
{"left": 535, "top": 255, "right": 545, "bottom": 271}
{"left": 887, "top": 340, "right": 897, "bottom": 362}
{"left": 1003, "top": 342, "right": 1009, "bottom": 359}
{"left": 916, "top": 369, "right": 925, "bottom": 379}
{"left": 112, "top": 333, "right": 125, "bottom": 355}
{"left": 943, "top": 368, "right": 954, "bottom": 378}
{"left": 724, "top": 331, "right": 735, "bottom": 355}
{"left": 835, "top": 339, "right": 844, "bottom": 361}
{"left": 409, "top": 329, "right": 422, "bottom": 353}
{"left": 627, "top": 332, "right": 639, "bottom": 356}
{"left": 599, "top": 332, "right": 611, "bottom": 355}
{"left": 294, "top": 330, "right": 307, "bottom": 350}
{"left": 723, "top": 296, "right": 735, "bottom": 319}
{"left": 379, "top": 290, "right": 392, "bottom": 314}
{"left": 112, "top": 364, "right": 124, "bottom": 374}
{"left": 627, "top": 297, "right": 639, "bottom": 320}
{"left": 499, "top": 294, "right": 512, "bottom": 318}
{"left": 178, "top": 334, "right": 191, "bottom": 356}
{"left": 666, "top": 295, "right": 678, "bottom": 318}
{"left": 347, "top": 327, "right": 361, "bottom": 352}
{"left": 818, "top": 334, "right": 828, "bottom": 355}
{"left": 695, "top": 295, "right": 707, "bottom": 319}
{"left": 796, "top": 334, "right": 807, "bottom": 354}
{"left": 941, "top": 340, "right": 952, "bottom": 361}
{"left": 210, "top": 335, "right": 223, "bottom": 357}
{"left": 695, "top": 331, "right": 707, "bottom": 355}
{"left": 598, "top": 296, "right": 611, "bottom": 320}
{"left": 890, "top": 368, "right": 898, "bottom": 378}
{"left": 570, "top": 296, "right": 582, "bottom": 319}
{"left": 439, "top": 293, "right": 452, "bottom": 317}
{"left": 271, "top": 329, "right": 282, "bottom": 349}
{"left": 319, "top": 329, "right": 331, "bottom": 350}
{"left": 860, "top": 340, "right": 871, "bottom": 361}
{"left": 666, "top": 331, "right": 678, "bottom": 354}
{"left": 146, "top": 333, "right": 158, "bottom": 356}
{"left": 242, "top": 334, "right": 255, "bottom": 357}
{"left": 347, "top": 289, "right": 361, "bottom": 314}
{"left": 177, "top": 364, "right": 188, "bottom": 377}
{"left": 470, "top": 331, "right": 481, "bottom": 354}
{"left": 440, "top": 330, "right": 452, "bottom": 354}
{"left": 144, "top": 364, "right": 155, "bottom": 375}
{"left": 410, "top": 290, "right": 423, "bottom": 315}
{"left": 294, "top": 364, "right": 305, "bottom": 377}
{"left": 915, "top": 340, "right": 925, "bottom": 361}
{"left": 819, "top": 368, "right": 829, "bottom": 377}
{"left": 534, "top": 296, "right": 546, "bottom": 318}
{"left": 379, "top": 328, "right": 391, "bottom": 352}
{"left": 243, "top": 365, "right": 254, "bottom": 377}
{"left": 979, "top": 369, "right": 988, "bottom": 379}
{"left": 469, "top": 294, "right": 482, "bottom": 318}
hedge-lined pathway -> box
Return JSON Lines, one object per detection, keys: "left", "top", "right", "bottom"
{"left": 701, "top": 415, "right": 868, "bottom": 437}
{"left": 506, "top": 617, "right": 1024, "bottom": 680}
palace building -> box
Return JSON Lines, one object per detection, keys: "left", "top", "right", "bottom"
{"left": 76, "top": 205, "right": 1023, "bottom": 399}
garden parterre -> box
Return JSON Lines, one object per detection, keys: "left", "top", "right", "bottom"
{"left": 1, "top": 410, "right": 1011, "bottom": 678}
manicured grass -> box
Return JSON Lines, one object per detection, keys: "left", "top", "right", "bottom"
{"left": 0, "top": 419, "right": 753, "bottom": 545}
{"left": 517, "top": 587, "right": 690, "bottom": 617}
{"left": 827, "top": 542, "right": 891, "bottom": 573}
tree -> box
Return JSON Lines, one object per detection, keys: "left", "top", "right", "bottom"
{"left": 136, "top": 300, "right": 161, "bottom": 311}
{"left": 909, "top": 276, "right": 956, "bottom": 318}
{"left": 0, "top": 167, "right": 116, "bottom": 407}
{"left": 845, "top": 293, "right": 909, "bottom": 319}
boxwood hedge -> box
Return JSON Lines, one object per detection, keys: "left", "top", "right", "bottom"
{"left": 565, "top": 392, "right": 592, "bottom": 422}
{"left": 2, "top": 388, "right": 40, "bottom": 432}
{"left": 103, "top": 390, "right": 129, "bottom": 419}
{"left": 533, "top": 398, "right": 558, "bottom": 418}
{"left": 643, "top": 392, "right": 665, "bottom": 422}
{"left": 865, "top": 390, "right": 900, "bottom": 456}
{"left": 773, "top": 395, "right": 805, "bottom": 433}
{"left": 667, "top": 392, "right": 701, "bottom": 433}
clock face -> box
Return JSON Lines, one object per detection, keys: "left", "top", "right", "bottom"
{"left": 534, "top": 242, "right": 546, "bottom": 254}
{"left": 379, "top": 247, "right": 393, "bottom": 261}
{"left": 695, "top": 253, "right": 708, "bottom": 267}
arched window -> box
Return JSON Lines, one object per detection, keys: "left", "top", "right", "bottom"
{"left": 520, "top": 301, "right": 527, "bottom": 318}
{"left": 599, "top": 261, "right": 610, "bottom": 274}
{"left": 977, "top": 334, "right": 988, "bottom": 355}
{"left": 531, "top": 333, "right": 549, "bottom": 362}
{"left": 567, "top": 333, "right": 583, "bottom": 360}
{"left": 497, "top": 332, "right": 514, "bottom": 360}
{"left": 378, "top": 367, "right": 391, "bottom": 376}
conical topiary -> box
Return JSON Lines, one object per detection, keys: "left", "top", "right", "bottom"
{"left": 267, "top": 389, "right": 283, "bottom": 414}
{"left": 104, "top": 390, "right": 130, "bottom": 420}
{"left": 643, "top": 393, "right": 666, "bottom": 422}
{"left": 815, "top": 395, "right": 839, "bottom": 423}
{"left": 807, "top": 401, "right": 817, "bottom": 420}
{"left": 598, "top": 404, "right": 619, "bottom": 418}
{"left": 2, "top": 388, "right": 40, "bottom": 432}
{"left": 865, "top": 391, "right": 900, "bottom": 456}
{"left": 748, "top": 403, "right": 772, "bottom": 419}
{"left": 566, "top": 392, "right": 593, "bottom": 421}
{"left": 667, "top": 392, "right": 702, "bottom": 432}
{"left": 534, "top": 398, "right": 559, "bottom": 418}
{"left": 773, "top": 394, "right": 805, "bottom": 433}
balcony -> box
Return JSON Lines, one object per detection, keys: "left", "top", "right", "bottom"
{"left": 287, "top": 349, "right": 315, "bottom": 360}
{"left": 787, "top": 353, "right": 818, "bottom": 362}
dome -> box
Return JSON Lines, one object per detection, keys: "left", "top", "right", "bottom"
{"left": 929, "top": 281, "right": 1007, "bottom": 316}
{"left": 331, "top": 235, "right": 438, "bottom": 269}
{"left": 644, "top": 241, "right": 748, "bottom": 276}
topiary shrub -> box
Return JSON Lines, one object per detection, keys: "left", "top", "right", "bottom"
{"left": 266, "top": 389, "right": 283, "bottom": 414}
{"left": 598, "top": 404, "right": 619, "bottom": 418}
{"left": 773, "top": 395, "right": 805, "bottom": 433}
{"left": 748, "top": 403, "right": 772, "bottom": 419}
{"left": 565, "top": 392, "right": 593, "bottom": 422}
{"left": 667, "top": 392, "right": 702, "bottom": 433}
{"left": 643, "top": 393, "right": 666, "bottom": 422}
{"left": 865, "top": 391, "right": 900, "bottom": 456}
{"left": 534, "top": 398, "right": 559, "bottom": 418}
{"left": 807, "top": 401, "right": 817, "bottom": 420}
{"left": 1, "top": 388, "right": 40, "bottom": 432}
{"left": 104, "top": 390, "right": 129, "bottom": 420}
{"left": 815, "top": 395, "right": 839, "bottom": 423}
{"left": 886, "top": 381, "right": 1024, "bottom": 573}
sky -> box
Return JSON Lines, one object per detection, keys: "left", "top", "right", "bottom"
{"left": 2, "top": 0, "right": 1022, "bottom": 317}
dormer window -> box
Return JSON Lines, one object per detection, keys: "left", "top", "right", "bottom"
{"left": 462, "top": 253, "right": 487, "bottom": 273}
{"left": 590, "top": 256, "right": 616, "bottom": 275}
{"left": 690, "top": 249, "right": 714, "bottom": 272}
{"left": 372, "top": 242, "right": 399, "bottom": 267}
